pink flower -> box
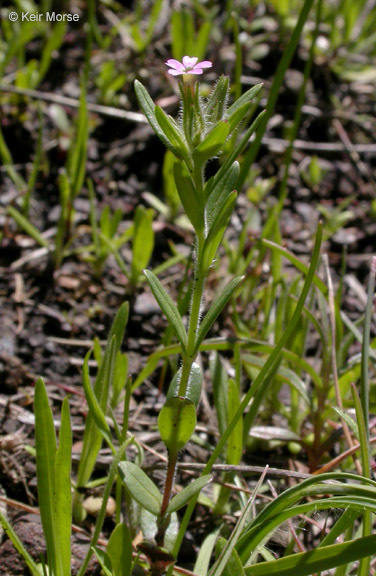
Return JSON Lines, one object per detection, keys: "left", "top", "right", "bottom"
{"left": 166, "top": 56, "right": 213, "bottom": 76}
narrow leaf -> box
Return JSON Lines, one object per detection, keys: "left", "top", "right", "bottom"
{"left": 144, "top": 269, "right": 187, "bottom": 352}
{"left": 196, "top": 276, "right": 244, "bottom": 353}
{"left": 205, "top": 76, "right": 229, "bottom": 124}
{"left": 208, "top": 468, "right": 268, "bottom": 576}
{"left": 0, "top": 511, "right": 41, "bottom": 576}
{"left": 118, "top": 461, "right": 162, "bottom": 516}
{"left": 215, "top": 537, "right": 245, "bottom": 576}
{"left": 194, "top": 531, "right": 219, "bottom": 576}
{"left": 244, "top": 535, "right": 376, "bottom": 576}
{"left": 167, "top": 475, "right": 212, "bottom": 514}
{"left": 131, "top": 206, "right": 154, "bottom": 284}
{"left": 7, "top": 206, "right": 49, "bottom": 248}
{"left": 205, "top": 162, "right": 239, "bottom": 225}
{"left": 210, "top": 353, "right": 228, "bottom": 438}
{"left": 193, "top": 121, "right": 230, "bottom": 165}
{"left": 106, "top": 523, "right": 132, "bottom": 576}
{"left": 34, "top": 378, "right": 57, "bottom": 576}
{"left": 82, "top": 349, "right": 114, "bottom": 452}
{"left": 202, "top": 191, "right": 237, "bottom": 270}
{"left": 173, "top": 162, "right": 204, "bottom": 232}
{"left": 54, "top": 398, "right": 72, "bottom": 576}
{"left": 134, "top": 80, "right": 175, "bottom": 152}
{"left": 155, "top": 105, "right": 189, "bottom": 159}
{"left": 227, "top": 379, "right": 243, "bottom": 465}
{"left": 226, "top": 83, "right": 263, "bottom": 117}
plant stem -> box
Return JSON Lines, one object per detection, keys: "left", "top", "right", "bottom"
{"left": 178, "top": 232, "right": 206, "bottom": 396}
{"left": 156, "top": 450, "right": 177, "bottom": 546}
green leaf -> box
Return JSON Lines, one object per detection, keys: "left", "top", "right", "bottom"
{"left": 91, "top": 548, "right": 112, "bottom": 576}
{"left": 108, "top": 301, "right": 129, "bottom": 351}
{"left": 118, "top": 461, "right": 162, "bottom": 516}
{"left": 0, "top": 127, "right": 27, "bottom": 192}
{"left": 131, "top": 206, "right": 154, "bottom": 284}
{"left": 167, "top": 475, "right": 212, "bottom": 514}
{"left": 7, "top": 205, "right": 49, "bottom": 248}
{"left": 226, "top": 84, "right": 263, "bottom": 117}
{"left": 134, "top": 80, "right": 179, "bottom": 154}
{"left": 202, "top": 191, "right": 237, "bottom": 270}
{"left": 82, "top": 348, "right": 114, "bottom": 452}
{"left": 244, "top": 535, "right": 376, "bottom": 576}
{"left": 67, "top": 84, "right": 88, "bottom": 198}
{"left": 173, "top": 162, "right": 204, "bottom": 232}
{"left": 262, "top": 239, "right": 328, "bottom": 295}
{"left": 196, "top": 276, "right": 244, "bottom": 353}
{"left": 208, "top": 109, "right": 266, "bottom": 198}
{"left": 155, "top": 105, "right": 189, "bottom": 159}
{"left": 194, "top": 531, "right": 220, "bottom": 576}
{"left": 205, "top": 161, "right": 239, "bottom": 221}
{"left": 333, "top": 407, "right": 359, "bottom": 441}
{"left": 227, "top": 379, "right": 243, "bottom": 465}
{"left": 144, "top": 269, "right": 187, "bottom": 352}
{"left": 158, "top": 397, "right": 197, "bottom": 454}
{"left": 205, "top": 76, "right": 230, "bottom": 125}
{"left": 0, "top": 511, "right": 40, "bottom": 576}
{"left": 74, "top": 303, "right": 128, "bottom": 518}
{"left": 193, "top": 121, "right": 230, "bottom": 165}
{"left": 54, "top": 398, "right": 72, "bottom": 576}
{"left": 209, "top": 470, "right": 268, "bottom": 576}
{"left": 166, "top": 363, "right": 203, "bottom": 408}
{"left": 210, "top": 353, "right": 229, "bottom": 438}
{"left": 111, "top": 351, "right": 128, "bottom": 409}
{"left": 34, "top": 377, "right": 58, "bottom": 575}
{"left": 215, "top": 537, "right": 245, "bottom": 576}
{"left": 227, "top": 101, "right": 254, "bottom": 133}
{"left": 242, "top": 354, "right": 310, "bottom": 406}
{"left": 106, "top": 523, "right": 132, "bottom": 576}
{"left": 77, "top": 437, "right": 133, "bottom": 576}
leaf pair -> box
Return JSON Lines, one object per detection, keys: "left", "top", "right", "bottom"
{"left": 118, "top": 461, "right": 211, "bottom": 517}
{"left": 144, "top": 268, "right": 243, "bottom": 360}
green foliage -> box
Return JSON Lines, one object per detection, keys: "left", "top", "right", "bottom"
{"left": 34, "top": 378, "right": 72, "bottom": 576}
{"left": 119, "top": 461, "right": 162, "bottom": 516}
{"left": 167, "top": 475, "right": 212, "bottom": 514}
{"left": 95, "top": 61, "right": 127, "bottom": 105}
{"left": 73, "top": 303, "right": 129, "bottom": 523}
{"left": 171, "top": 9, "right": 212, "bottom": 62}
{"left": 158, "top": 397, "right": 197, "bottom": 454}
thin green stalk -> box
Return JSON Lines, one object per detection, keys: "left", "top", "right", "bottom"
{"left": 360, "top": 256, "right": 376, "bottom": 435}
{"left": 276, "top": 0, "right": 323, "bottom": 213}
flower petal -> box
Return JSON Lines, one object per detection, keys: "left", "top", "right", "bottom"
{"left": 165, "top": 59, "right": 185, "bottom": 71}
{"left": 167, "top": 69, "right": 184, "bottom": 76}
{"left": 187, "top": 68, "right": 204, "bottom": 74}
{"left": 195, "top": 60, "right": 212, "bottom": 69}
{"left": 182, "top": 56, "right": 198, "bottom": 69}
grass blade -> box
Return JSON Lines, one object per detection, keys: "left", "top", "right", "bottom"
{"left": 244, "top": 534, "right": 376, "bottom": 576}
{"left": 34, "top": 377, "right": 57, "bottom": 575}
{"left": 0, "top": 510, "right": 41, "bottom": 576}
{"left": 54, "top": 398, "right": 72, "bottom": 576}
